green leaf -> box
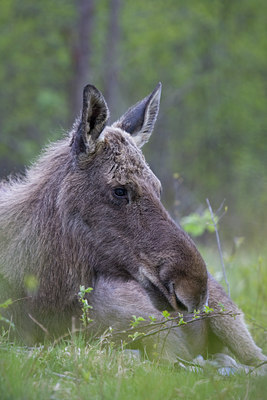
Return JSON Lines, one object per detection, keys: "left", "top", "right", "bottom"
{"left": 0, "top": 299, "right": 13, "bottom": 309}
{"left": 130, "top": 315, "right": 145, "bottom": 327}
{"left": 180, "top": 209, "right": 217, "bottom": 237}
{"left": 162, "top": 310, "right": 170, "bottom": 319}
{"left": 204, "top": 305, "right": 214, "bottom": 314}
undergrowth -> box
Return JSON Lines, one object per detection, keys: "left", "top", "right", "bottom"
{"left": 0, "top": 334, "right": 266, "bottom": 400}
{"left": 0, "top": 247, "right": 266, "bottom": 399}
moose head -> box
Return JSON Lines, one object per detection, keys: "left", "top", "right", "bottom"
{"left": 58, "top": 83, "right": 209, "bottom": 313}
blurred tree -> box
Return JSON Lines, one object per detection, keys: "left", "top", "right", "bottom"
{"left": 69, "top": 0, "right": 95, "bottom": 120}
{"left": 0, "top": 0, "right": 266, "bottom": 240}
{"left": 102, "top": 0, "right": 121, "bottom": 115}
{"left": 0, "top": 0, "right": 73, "bottom": 173}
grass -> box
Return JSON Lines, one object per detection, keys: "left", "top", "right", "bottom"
{"left": 1, "top": 337, "right": 266, "bottom": 400}
{"left": 0, "top": 245, "right": 267, "bottom": 400}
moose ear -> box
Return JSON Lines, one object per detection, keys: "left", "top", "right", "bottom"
{"left": 112, "top": 82, "right": 161, "bottom": 148}
{"left": 72, "top": 85, "right": 110, "bottom": 155}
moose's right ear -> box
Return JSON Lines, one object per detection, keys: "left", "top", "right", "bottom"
{"left": 71, "top": 85, "right": 110, "bottom": 155}
{"left": 112, "top": 83, "right": 161, "bottom": 148}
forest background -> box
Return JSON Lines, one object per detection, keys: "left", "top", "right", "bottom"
{"left": 0, "top": 0, "right": 266, "bottom": 245}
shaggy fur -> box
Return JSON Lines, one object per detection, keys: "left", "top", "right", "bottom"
{"left": 0, "top": 84, "right": 265, "bottom": 366}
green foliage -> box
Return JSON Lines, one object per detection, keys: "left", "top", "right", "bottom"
{"left": 128, "top": 331, "right": 145, "bottom": 341}
{"left": 180, "top": 208, "right": 217, "bottom": 237}
{"left": 203, "top": 305, "right": 214, "bottom": 314}
{"left": 0, "top": 248, "right": 267, "bottom": 398}
{"left": 161, "top": 310, "right": 170, "bottom": 319}
{"left": 193, "top": 309, "right": 201, "bottom": 320}
{"left": 148, "top": 315, "right": 157, "bottom": 323}
{"left": 0, "top": 298, "right": 14, "bottom": 330}
{"left": 130, "top": 315, "right": 145, "bottom": 328}
{"left": 78, "top": 286, "right": 93, "bottom": 328}
{"left": 0, "top": 0, "right": 266, "bottom": 239}
{"left": 177, "top": 314, "right": 186, "bottom": 326}
{"left": 218, "top": 302, "right": 226, "bottom": 312}
{"left": 0, "top": 298, "right": 12, "bottom": 309}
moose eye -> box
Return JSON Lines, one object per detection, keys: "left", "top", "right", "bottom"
{"left": 114, "top": 187, "right": 128, "bottom": 198}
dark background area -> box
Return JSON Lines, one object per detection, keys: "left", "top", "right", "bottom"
{"left": 0, "top": 0, "right": 266, "bottom": 244}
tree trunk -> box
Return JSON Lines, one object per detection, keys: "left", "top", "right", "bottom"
{"left": 103, "top": 0, "right": 121, "bottom": 116}
{"left": 69, "top": 0, "right": 95, "bottom": 122}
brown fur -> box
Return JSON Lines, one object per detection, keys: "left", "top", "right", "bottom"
{"left": 0, "top": 84, "right": 265, "bottom": 366}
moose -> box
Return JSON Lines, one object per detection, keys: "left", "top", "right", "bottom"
{"left": 0, "top": 83, "right": 265, "bottom": 367}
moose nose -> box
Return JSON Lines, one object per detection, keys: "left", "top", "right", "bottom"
{"left": 168, "top": 280, "right": 208, "bottom": 313}
{"left": 167, "top": 282, "right": 188, "bottom": 312}
{"left": 138, "top": 266, "right": 207, "bottom": 313}
{"left": 139, "top": 266, "right": 190, "bottom": 312}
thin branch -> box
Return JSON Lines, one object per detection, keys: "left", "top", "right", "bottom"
{"left": 110, "top": 311, "right": 239, "bottom": 345}
{"left": 206, "top": 198, "right": 230, "bottom": 297}
{"left": 215, "top": 199, "right": 226, "bottom": 216}
{"left": 121, "top": 310, "right": 238, "bottom": 333}
{"left": 50, "top": 310, "right": 239, "bottom": 347}
{"left": 11, "top": 296, "right": 32, "bottom": 304}
{"left": 246, "top": 360, "right": 267, "bottom": 375}
{"left": 28, "top": 313, "right": 49, "bottom": 336}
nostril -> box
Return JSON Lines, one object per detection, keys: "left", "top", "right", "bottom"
{"left": 174, "top": 293, "right": 188, "bottom": 312}
{"left": 168, "top": 282, "right": 188, "bottom": 312}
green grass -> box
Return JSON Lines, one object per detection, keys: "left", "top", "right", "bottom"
{"left": 1, "top": 246, "right": 267, "bottom": 400}
{"left": 1, "top": 338, "right": 266, "bottom": 400}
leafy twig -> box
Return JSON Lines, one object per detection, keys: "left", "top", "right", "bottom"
{"left": 110, "top": 310, "right": 239, "bottom": 345}
{"left": 78, "top": 286, "right": 93, "bottom": 327}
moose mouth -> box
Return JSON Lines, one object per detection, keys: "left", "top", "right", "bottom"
{"left": 140, "top": 272, "right": 188, "bottom": 312}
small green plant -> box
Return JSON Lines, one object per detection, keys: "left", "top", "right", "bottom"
{"left": 204, "top": 305, "right": 214, "bottom": 314}
{"left": 180, "top": 208, "right": 218, "bottom": 237}
{"left": 128, "top": 316, "right": 146, "bottom": 341}
{"left": 130, "top": 315, "right": 145, "bottom": 328}
{"left": 193, "top": 309, "right": 201, "bottom": 319}
{"left": 148, "top": 315, "right": 157, "bottom": 323}
{"left": 176, "top": 312, "right": 187, "bottom": 326}
{"left": 177, "top": 316, "right": 186, "bottom": 326}
{"left": 161, "top": 310, "right": 171, "bottom": 319}
{"left": 0, "top": 298, "right": 15, "bottom": 330}
{"left": 78, "top": 285, "right": 93, "bottom": 327}
{"left": 128, "top": 331, "right": 145, "bottom": 341}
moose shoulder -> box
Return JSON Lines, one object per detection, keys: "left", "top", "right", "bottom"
{"left": 0, "top": 84, "right": 265, "bottom": 367}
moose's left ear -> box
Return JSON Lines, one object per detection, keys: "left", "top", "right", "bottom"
{"left": 112, "top": 83, "right": 161, "bottom": 148}
{"left": 72, "top": 85, "right": 110, "bottom": 155}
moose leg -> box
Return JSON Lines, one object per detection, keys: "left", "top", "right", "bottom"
{"left": 90, "top": 276, "right": 207, "bottom": 362}
{"left": 208, "top": 274, "right": 266, "bottom": 366}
